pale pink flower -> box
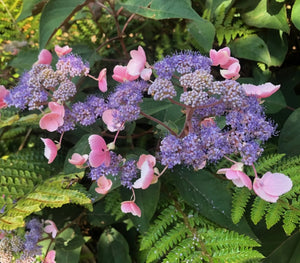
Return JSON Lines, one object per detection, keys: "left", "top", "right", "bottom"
{"left": 0, "top": 231, "right": 6, "bottom": 239}
{"left": 221, "top": 56, "right": 239, "bottom": 69}
{"left": 41, "top": 138, "right": 58, "bottom": 164}
{"left": 98, "top": 68, "right": 107, "bottom": 92}
{"left": 127, "top": 46, "right": 146, "bottom": 77}
{"left": 44, "top": 250, "right": 56, "bottom": 263}
{"left": 209, "top": 47, "right": 231, "bottom": 67}
{"left": 95, "top": 176, "right": 112, "bottom": 195}
{"left": 0, "top": 85, "right": 9, "bottom": 109}
{"left": 44, "top": 220, "right": 58, "bottom": 239}
{"left": 140, "top": 68, "right": 152, "bottom": 81}
{"left": 133, "top": 154, "right": 156, "bottom": 189}
{"left": 217, "top": 162, "right": 252, "bottom": 190}
{"left": 220, "top": 62, "right": 240, "bottom": 79}
{"left": 200, "top": 117, "right": 215, "bottom": 128}
{"left": 121, "top": 201, "right": 141, "bottom": 217}
{"left": 39, "top": 102, "right": 65, "bottom": 132}
{"left": 112, "top": 65, "right": 138, "bottom": 83}
{"left": 68, "top": 153, "right": 88, "bottom": 168}
{"left": 242, "top": 82, "right": 280, "bottom": 99}
{"left": 102, "top": 109, "right": 124, "bottom": 132}
{"left": 37, "top": 49, "right": 52, "bottom": 65}
{"left": 88, "top": 134, "right": 110, "bottom": 168}
{"left": 54, "top": 45, "right": 72, "bottom": 57}
{"left": 253, "top": 172, "right": 293, "bottom": 203}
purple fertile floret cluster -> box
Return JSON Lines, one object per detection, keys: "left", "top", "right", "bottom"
{"left": 157, "top": 52, "right": 276, "bottom": 168}
{"left": 5, "top": 53, "right": 89, "bottom": 111}
{"left": 23, "top": 218, "right": 43, "bottom": 258}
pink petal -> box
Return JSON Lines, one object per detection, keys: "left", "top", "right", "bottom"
{"left": 68, "top": 153, "right": 88, "bottom": 166}
{"left": 41, "top": 138, "right": 58, "bottom": 164}
{"left": 95, "top": 176, "right": 112, "bottom": 195}
{"left": 235, "top": 171, "right": 252, "bottom": 190}
{"left": 0, "top": 85, "right": 9, "bottom": 109}
{"left": 89, "top": 151, "right": 106, "bottom": 168}
{"left": 127, "top": 46, "right": 146, "bottom": 76}
{"left": 253, "top": 177, "right": 279, "bottom": 203}
{"left": 121, "top": 201, "right": 141, "bottom": 217}
{"left": 55, "top": 45, "right": 72, "bottom": 57}
{"left": 44, "top": 220, "right": 58, "bottom": 239}
{"left": 261, "top": 172, "right": 293, "bottom": 196}
{"left": 137, "top": 154, "right": 156, "bottom": 169}
{"left": 242, "top": 83, "right": 280, "bottom": 98}
{"left": 102, "top": 109, "right": 123, "bottom": 132}
{"left": 88, "top": 134, "right": 107, "bottom": 151}
{"left": 140, "top": 68, "right": 152, "bottom": 81}
{"left": 220, "top": 62, "right": 240, "bottom": 79}
{"left": 217, "top": 168, "right": 230, "bottom": 174}
{"left": 133, "top": 161, "right": 154, "bottom": 189}
{"left": 38, "top": 49, "right": 52, "bottom": 65}
{"left": 48, "top": 102, "right": 65, "bottom": 117}
{"left": 39, "top": 113, "right": 64, "bottom": 132}
{"left": 225, "top": 170, "right": 240, "bottom": 180}
{"left": 209, "top": 47, "right": 231, "bottom": 67}
{"left": 221, "top": 57, "right": 239, "bottom": 69}
{"left": 44, "top": 250, "right": 56, "bottom": 263}
{"left": 98, "top": 68, "right": 107, "bottom": 92}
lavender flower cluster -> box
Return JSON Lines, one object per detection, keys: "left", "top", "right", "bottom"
{"left": 5, "top": 53, "right": 89, "bottom": 110}
{"left": 154, "top": 52, "right": 276, "bottom": 168}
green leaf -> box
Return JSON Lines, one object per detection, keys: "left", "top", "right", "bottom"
{"left": 97, "top": 228, "right": 132, "bottom": 263}
{"left": 187, "top": 20, "right": 215, "bottom": 52}
{"left": 169, "top": 167, "right": 256, "bottom": 239}
{"left": 264, "top": 90, "right": 287, "bottom": 114}
{"left": 121, "top": 0, "right": 203, "bottom": 21}
{"left": 242, "top": 0, "right": 289, "bottom": 33}
{"left": 140, "top": 98, "right": 174, "bottom": 116}
{"left": 260, "top": 30, "right": 288, "bottom": 67}
{"left": 291, "top": 0, "right": 300, "bottom": 30}
{"left": 17, "top": 0, "right": 45, "bottom": 21}
{"left": 278, "top": 108, "right": 300, "bottom": 156}
{"left": 264, "top": 232, "right": 300, "bottom": 263}
{"left": 55, "top": 246, "right": 82, "bottom": 263}
{"left": 39, "top": 0, "right": 86, "bottom": 49}
{"left": 87, "top": 200, "right": 116, "bottom": 227}
{"left": 229, "top": 35, "right": 271, "bottom": 65}
{"left": 9, "top": 49, "right": 39, "bottom": 73}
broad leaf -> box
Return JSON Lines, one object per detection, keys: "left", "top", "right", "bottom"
{"left": 39, "top": 0, "right": 86, "bottom": 48}
{"left": 264, "top": 90, "right": 287, "bottom": 114}
{"left": 291, "top": 0, "right": 300, "bottom": 30}
{"left": 278, "top": 108, "right": 300, "bottom": 156}
{"left": 17, "top": 0, "right": 45, "bottom": 21}
{"left": 187, "top": 20, "right": 215, "bottom": 52}
{"left": 140, "top": 98, "right": 174, "bottom": 116}
{"left": 169, "top": 167, "right": 257, "bottom": 239}
{"left": 229, "top": 35, "right": 271, "bottom": 65}
{"left": 97, "top": 228, "right": 132, "bottom": 263}
{"left": 242, "top": 0, "right": 289, "bottom": 33}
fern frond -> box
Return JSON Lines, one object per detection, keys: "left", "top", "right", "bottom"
{"left": 140, "top": 204, "right": 181, "bottom": 250}
{"left": 104, "top": 190, "right": 124, "bottom": 221}
{"left": 250, "top": 197, "right": 268, "bottom": 225}
{"left": 140, "top": 199, "right": 263, "bottom": 262}
{"left": 265, "top": 202, "right": 284, "bottom": 229}
{"left": 255, "top": 153, "right": 285, "bottom": 174}
{"left": 231, "top": 187, "right": 251, "bottom": 224}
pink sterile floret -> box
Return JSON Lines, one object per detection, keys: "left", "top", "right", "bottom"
{"left": 220, "top": 62, "right": 240, "bottom": 80}
{"left": 242, "top": 82, "right": 280, "bottom": 99}
{"left": 95, "top": 176, "right": 112, "bottom": 195}
{"left": 127, "top": 46, "right": 147, "bottom": 77}
{"left": 217, "top": 162, "right": 252, "bottom": 190}
{"left": 133, "top": 154, "right": 156, "bottom": 190}
{"left": 88, "top": 134, "right": 111, "bottom": 168}
{"left": 102, "top": 109, "right": 124, "bottom": 132}
{"left": 0, "top": 85, "right": 9, "bottom": 109}
{"left": 98, "top": 68, "right": 107, "bottom": 92}
{"left": 44, "top": 220, "right": 58, "bottom": 239}
{"left": 44, "top": 250, "right": 56, "bottom": 263}
{"left": 54, "top": 45, "right": 72, "bottom": 57}
{"left": 140, "top": 68, "right": 152, "bottom": 81}
{"left": 37, "top": 49, "right": 52, "bottom": 65}
{"left": 121, "top": 201, "right": 141, "bottom": 217}
{"left": 68, "top": 153, "right": 88, "bottom": 168}
{"left": 209, "top": 47, "right": 231, "bottom": 67}
{"left": 39, "top": 102, "right": 65, "bottom": 132}
{"left": 112, "top": 65, "right": 138, "bottom": 83}
{"left": 41, "top": 138, "right": 58, "bottom": 164}
{"left": 253, "top": 172, "right": 293, "bottom": 203}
